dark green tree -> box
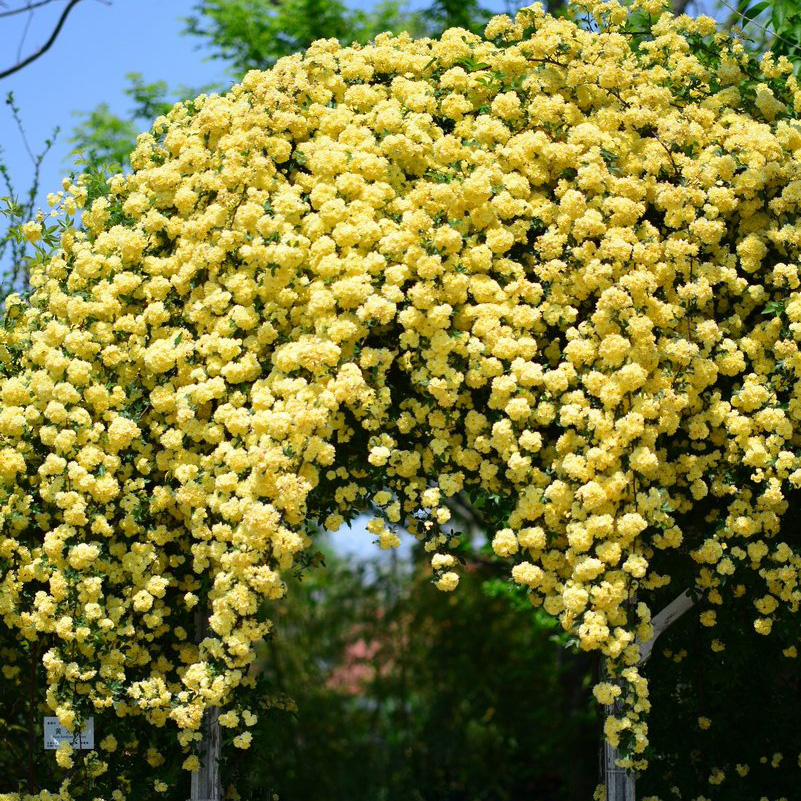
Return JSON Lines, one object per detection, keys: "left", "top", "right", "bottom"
{"left": 235, "top": 543, "right": 597, "bottom": 801}
{"left": 182, "top": 0, "right": 429, "bottom": 75}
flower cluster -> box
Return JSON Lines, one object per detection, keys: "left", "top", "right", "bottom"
{"left": 2, "top": 0, "right": 801, "bottom": 794}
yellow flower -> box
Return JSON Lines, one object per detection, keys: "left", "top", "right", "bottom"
{"left": 21, "top": 220, "right": 42, "bottom": 242}
{"left": 435, "top": 572, "right": 460, "bottom": 592}
{"left": 699, "top": 611, "right": 717, "bottom": 627}
{"left": 491, "top": 529, "right": 518, "bottom": 557}
{"left": 0, "top": 1, "right": 799, "bottom": 782}
{"left": 233, "top": 731, "right": 253, "bottom": 749}
{"left": 55, "top": 740, "right": 74, "bottom": 769}
{"left": 183, "top": 755, "right": 201, "bottom": 771}
{"left": 593, "top": 682, "right": 622, "bottom": 706}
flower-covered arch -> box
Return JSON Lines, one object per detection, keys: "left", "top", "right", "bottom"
{"left": 3, "top": 0, "right": 801, "bottom": 796}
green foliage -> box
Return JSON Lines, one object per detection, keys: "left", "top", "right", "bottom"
{"left": 417, "top": 0, "right": 495, "bottom": 36}
{"left": 68, "top": 102, "right": 138, "bottom": 174}
{"left": 69, "top": 72, "right": 223, "bottom": 175}
{"left": 182, "top": 0, "right": 429, "bottom": 76}
{"left": 123, "top": 73, "right": 175, "bottom": 121}
{"left": 234, "top": 545, "right": 597, "bottom": 801}
{"left": 735, "top": 0, "right": 801, "bottom": 70}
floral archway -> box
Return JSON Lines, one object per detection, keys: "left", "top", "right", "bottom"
{"left": 2, "top": 1, "right": 801, "bottom": 797}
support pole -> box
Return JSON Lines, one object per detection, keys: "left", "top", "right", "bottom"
{"left": 601, "top": 589, "right": 696, "bottom": 801}
{"left": 601, "top": 664, "right": 637, "bottom": 801}
{"left": 602, "top": 721, "right": 637, "bottom": 801}
{"left": 638, "top": 589, "right": 694, "bottom": 666}
{"left": 190, "top": 609, "right": 222, "bottom": 801}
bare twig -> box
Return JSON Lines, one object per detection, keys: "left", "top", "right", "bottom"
{"left": 6, "top": 91, "right": 37, "bottom": 165}
{"left": 0, "top": 0, "right": 61, "bottom": 19}
{"left": 0, "top": 0, "right": 85, "bottom": 79}
{"left": 717, "top": 0, "right": 797, "bottom": 50}
{"left": 16, "top": 1, "right": 35, "bottom": 62}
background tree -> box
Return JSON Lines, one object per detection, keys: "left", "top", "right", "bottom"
{"left": 222, "top": 543, "right": 598, "bottom": 801}
{"left": 182, "top": 0, "right": 430, "bottom": 75}
{"left": 729, "top": 0, "right": 801, "bottom": 69}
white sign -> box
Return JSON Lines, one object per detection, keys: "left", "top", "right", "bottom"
{"left": 43, "top": 716, "right": 95, "bottom": 750}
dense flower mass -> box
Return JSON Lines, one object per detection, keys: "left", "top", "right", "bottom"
{"left": 2, "top": 0, "right": 801, "bottom": 795}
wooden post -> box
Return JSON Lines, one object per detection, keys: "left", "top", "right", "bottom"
{"left": 638, "top": 589, "right": 694, "bottom": 665}
{"left": 601, "top": 662, "right": 637, "bottom": 801}
{"left": 190, "top": 609, "right": 222, "bottom": 801}
{"left": 600, "top": 589, "right": 695, "bottom": 801}
{"left": 602, "top": 714, "right": 637, "bottom": 800}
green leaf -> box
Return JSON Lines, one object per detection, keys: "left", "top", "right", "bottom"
{"left": 773, "top": 0, "right": 788, "bottom": 29}
{"left": 762, "top": 300, "right": 785, "bottom": 317}
{"left": 740, "top": 0, "right": 770, "bottom": 24}
{"left": 456, "top": 55, "right": 491, "bottom": 73}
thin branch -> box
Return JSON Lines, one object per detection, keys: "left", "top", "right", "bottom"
{"left": 0, "top": 0, "right": 85, "bottom": 79}
{"left": 16, "top": 2, "right": 35, "bottom": 65}
{"left": 717, "top": 0, "right": 798, "bottom": 51}
{"left": 0, "top": 0, "right": 61, "bottom": 19}
{"left": 6, "top": 91, "right": 37, "bottom": 165}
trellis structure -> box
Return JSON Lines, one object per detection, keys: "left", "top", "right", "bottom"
{"left": 2, "top": 1, "right": 801, "bottom": 798}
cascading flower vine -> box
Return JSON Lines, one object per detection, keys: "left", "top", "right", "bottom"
{"left": 2, "top": 0, "right": 801, "bottom": 796}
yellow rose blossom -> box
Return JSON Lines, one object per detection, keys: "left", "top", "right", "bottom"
{"left": 2, "top": 1, "right": 801, "bottom": 793}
